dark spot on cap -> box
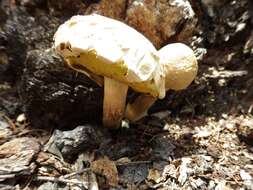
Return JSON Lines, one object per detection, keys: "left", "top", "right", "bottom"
{"left": 68, "top": 21, "right": 77, "bottom": 27}
{"left": 60, "top": 43, "right": 65, "bottom": 50}
{"left": 123, "top": 70, "right": 128, "bottom": 76}
{"left": 66, "top": 42, "right": 72, "bottom": 52}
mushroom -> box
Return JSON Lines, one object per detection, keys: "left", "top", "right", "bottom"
{"left": 53, "top": 14, "right": 164, "bottom": 128}
{"left": 125, "top": 43, "right": 198, "bottom": 121}
{"left": 53, "top": 14, "right": 198, "bottom": 128}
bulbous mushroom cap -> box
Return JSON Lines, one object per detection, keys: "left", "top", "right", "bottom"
{"left": 53, "top": 14, "right": 165, "bottom": 98}
{"left": 158, "top": 43, "right": 198, "bottom": 91}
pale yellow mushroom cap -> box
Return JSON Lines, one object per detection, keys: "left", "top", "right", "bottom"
{"left": 158, "top": 43, "right": 198, "bottom": 91}
{"left": 53, "top": 14, "right": 165, "bottom": 98}
{"left": 53, "top": 15, "right": 197, "bottom": 100}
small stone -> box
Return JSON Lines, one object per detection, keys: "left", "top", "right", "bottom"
{"left": 126, "top": 0, "right": 197, "bottom": 47}
{"left": 118, "top": 163, "right": 148, "bottom": 184}
{"left": 240, "top": 170, "right": 252, "bottom": 181}
{"left": 53, "top": 125, "right": 102, "bottom": 159}
{"left": 151, "top": 135, "right": 176, "bottom": 161}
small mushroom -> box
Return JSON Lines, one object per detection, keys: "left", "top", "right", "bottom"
{"left": 125, "top": 43, "right": 198, "bottom": 121}
{"left": 53, "top": 14, "right": 198, "bottom": 128}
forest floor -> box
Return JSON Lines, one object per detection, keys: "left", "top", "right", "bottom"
{"left": 0, "top": 0, "right": 253, "bottom": 189}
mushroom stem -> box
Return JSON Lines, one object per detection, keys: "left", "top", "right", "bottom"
{"left": 125, "top": 94, "right": 157, "bottom": 122}
{"left": 103, "top": 77, "right": 128, "bottom": 128}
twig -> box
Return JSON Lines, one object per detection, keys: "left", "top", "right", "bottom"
{"left": 17, "top": 128, "right": 46, "bottom": 137}
{"left": 35, "top": 176, "right": 88, "bottom": 189}
{"left": 116, "top": 160, "right": 152, "bottom": 166}
{"left": 0, "top": 112, "right": 16, "bottom": 130}
{"left": 0, "top": 174, "right": 16, "bottom": 180}
{"left": 62, "top": 168, "right": 91, "bottom": 179}
{"left": 248, "top": 104, "right": 253, "bottom": 114}
{"left": 88, "top": 171, "right": 99, "bottom": 190}
{"left": 23, "top": 176, "right": 34, "bottom": 190}
{"left": 147, "top": 178, "right": 170, "bottom": 189}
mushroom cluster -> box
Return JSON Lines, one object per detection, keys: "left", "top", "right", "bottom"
{"left": 53, "top": 14, "right": 198, "bottom": 128}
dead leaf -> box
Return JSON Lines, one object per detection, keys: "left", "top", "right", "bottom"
{"left": 147, "top": 169, "right": 161, "bottom": 183}
{"left": 0, "top": 137, "right": 41, "bottom": 180}
{"left": 91, "top": 157, "right": 118, "bottom": 187}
